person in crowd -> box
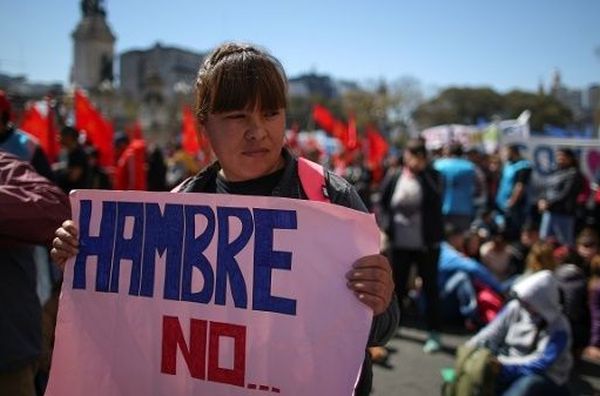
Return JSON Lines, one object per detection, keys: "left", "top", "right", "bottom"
{"left": 471, "top": 208, "right": 498, "bottom": 240}
{"left": 165, "top": 143, "right": 201, "bottom": 190}
{"left": 438, "top": 224, "right": 505, "bottom": 330}
{"left": 50, "top": 42, "right": 398, "bottom": 396}
{"left": 495, "top": 144, "right": 532, "bottom": 241}
{"left": 467, "top": 270, "right": 573, "bottom": 396}
{"left": 480, "top": 228, "right": 512, "bottom": 282}
{"left": 434, "top": 142, "right": 476, "bottom": 232}
{"left": 538, "top": 148, "right": 583, "bottom": 246}
{"left": 342, "top": 151, "right": 373, "bottom": 211}
{"left": 113, "top": 132, "right": 147, "bottom": 190}
{"left": 464, "top": 230, "right": 483, "bottom": 261}
{"left": 583, "top": 255, "right": 600, "bottom": 362}
{"left": 0, "top": 90, "right": 54, "bottom": 181}
{"left": 0, "top": 150, "right": 70, "bottom": 396}
{"left": 507, "top": 220, "right": 540, "bottom": 278}
{"left": 146, "top": 145, "right": 168, "bottom": 191}
{"left": 85, "top": 146, "right": 111, "bottom": 190}
{"left": 379, "top": 138, "right": 443, "bottom": 353}
{"left": 485, "top": 153, "right": 502, "bottom": 211}
{"left": 56, "top": 126, "right": 90, "bottom": 193}
{"left": 466, "top": 147, "right": 488, "bottom": 219}
{"left": 512, "top": 241, "right": 556, "bottom": 284}
{"left": 555, "top": 261, "right": 590, "bottom": 356}
{"left": 558, "top": 227, "right": 599, "bottom": 277}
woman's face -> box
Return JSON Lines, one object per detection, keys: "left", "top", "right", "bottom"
{"left": 403, "top": 150, "right": 425, "bottom": 172}
{"left": 577, "top": 240, "right": 598, "bottom": 262}
{"left": 200, "top": 107, "right": 286, "bottom": 181}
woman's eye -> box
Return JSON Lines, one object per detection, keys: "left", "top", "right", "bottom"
{"left": 226, "top": 113, "right": 246, "bottom": 120}
{"left": 264, "top": 110, "right": 280, "bottom": 118}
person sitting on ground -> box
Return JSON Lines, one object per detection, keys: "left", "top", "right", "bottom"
{"left": 510, "top": 241, "right": 557, "bottom": 286}
{"left": 506, "top": 220, "right": 540, "bottom": 278}
{"left": 466, "top": 270, "right": 573, "bottom": 396}
{"left": 438, "top": 224, "right": 506, "bottom": 330}
{"left": 480, "top": 227, "right": 512, "bottom": 282}
{"left": 557, "top": 227, "right": 599, "bottom": 278}
{"left": 583, "top": 255, "right": 600, "bottom": 362}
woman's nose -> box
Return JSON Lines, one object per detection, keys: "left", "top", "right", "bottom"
{"left": 245, "top": 114, "right": 267, "bottom": 140}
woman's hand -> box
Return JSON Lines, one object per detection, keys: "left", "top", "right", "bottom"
{"left": 50, "top": 220, "right": 79, "bottom": 271}
{"left": 346, "top": 254, "right": 394, "bottom": 316}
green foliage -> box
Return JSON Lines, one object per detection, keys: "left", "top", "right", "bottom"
{"left": 414, "top": 87, "right": 573, "bottom": 131}
{"left": 503, "top": 90, "right": 572, "bottom": 131}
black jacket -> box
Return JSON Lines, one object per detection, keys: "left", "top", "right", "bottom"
{"left": 378, "top": 165, "right": 444, "bottom": 248}
{"left": 179, "top": 149, "right": 400, "bottom": 395}
{"left": 543, "top": 166, "right": 583, "bottom": 215}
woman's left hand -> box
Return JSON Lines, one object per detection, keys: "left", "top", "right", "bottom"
{"left": 346, "top": 254, "right": 394, "bottom": 316}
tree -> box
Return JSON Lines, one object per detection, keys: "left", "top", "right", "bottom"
{"left": 413, "top": 87, "right": 573, "bottom": 131}
{"left": 413, "top": 87, "right": 504, "bottom": 127}
{"left": 503, "top": 90, "right": 572, "bottom": 131}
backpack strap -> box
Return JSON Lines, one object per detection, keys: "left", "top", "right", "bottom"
{"left": 297, "top": 157, "right": 330, "bottom": 203}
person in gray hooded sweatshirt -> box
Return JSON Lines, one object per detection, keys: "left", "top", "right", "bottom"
{"left": 467, "top": 270, "right": 573, "bottom": 395}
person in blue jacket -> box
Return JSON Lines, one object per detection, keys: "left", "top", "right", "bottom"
{"left": 438, "top": 224, "right": 505, "bottom": 328}
{"left": 495, "top": 144, "right": 532, "bottom": 241}
{"left": 434, "top": 142, "right": 476, "bottom": 232}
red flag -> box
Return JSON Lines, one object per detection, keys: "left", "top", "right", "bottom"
{"left": 345, "top": 114, "right": 358, "bottom": 151}
{"left": 181, "top": 106, "right": 200, "bottom": 156}
{"left": 20, "top": 101, "right": 59, "bottom": 163}
{"left": 114, "top": 138, "right": 147, "bottom": 191}
{"left": 20, "top": 103, "right": 46, "bottom": 143}
{"left": 364, "top": 125, "right": 389, "bottom": 182}
{"left": 126, "top": 121, "right": 144, "bottom": 140}
{"left": 312, "top": 105, "right": 336, "bottom": 134}
{"left": 74, "top": 89, "right": 114, "bottom": 167}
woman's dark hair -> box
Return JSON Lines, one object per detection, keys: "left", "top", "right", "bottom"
{"left": 405, "top": 138, "right": 427, "bottom": 158}
{"left": 195, "top": 42, "right": 287, "bottom": 122}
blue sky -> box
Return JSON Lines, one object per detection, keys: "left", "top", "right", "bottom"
{"left": 1, "top": 0, "right": 598, "bottom": 93}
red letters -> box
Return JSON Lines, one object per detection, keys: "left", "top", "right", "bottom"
{"left": 160, "top": 316, "right": 246, "bottom": 388}
{"left": 208, "top": 321, "right": 246, "bottom": 387}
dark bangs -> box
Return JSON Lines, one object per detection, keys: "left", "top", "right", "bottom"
{"left": 203, "top": 52, "right": 287, "bottom": 118}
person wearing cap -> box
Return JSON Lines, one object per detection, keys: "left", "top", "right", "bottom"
{"left": 537, "top": 148, "right": 584, "bottom": 247}
{"left": 467, "top": 270, "right": 573, "bottom": 395}
{"left": 0, "top": 90, "right": 54, "bottom": 181}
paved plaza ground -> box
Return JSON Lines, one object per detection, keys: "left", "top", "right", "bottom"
{"left": 371, "top": 319, "right": 600, "bottom": 396}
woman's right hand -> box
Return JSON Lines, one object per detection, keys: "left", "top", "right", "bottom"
{"left": 51, "top": 220, "right": 79, "bottom": 271}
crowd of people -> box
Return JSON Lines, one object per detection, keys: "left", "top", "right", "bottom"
{"left": 374, "top": 137, "right": 600, "bottom": 394}
{"left": 1, "top": 40, "right": 600, "bottom": 395}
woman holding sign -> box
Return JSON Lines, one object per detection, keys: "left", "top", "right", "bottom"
{"left": 51, "top": 42, "right": 399, "bottom": 395}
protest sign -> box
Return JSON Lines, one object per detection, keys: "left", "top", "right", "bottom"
{"left": 45, "top": 190, "right": 378, "bottom": 395}
{"left": 502, "top": 135, "right": 600, "bottom": 181}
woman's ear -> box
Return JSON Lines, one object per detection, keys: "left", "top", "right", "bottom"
{"left": 197, "top": 121, "right": 208, "bottom": 140}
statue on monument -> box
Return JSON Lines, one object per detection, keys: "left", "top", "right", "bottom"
{"left": 81, "top": 0, "right": 106, "bottom": 17}
{"left": 99, "top": 54, "right": 114, "bottom": 84}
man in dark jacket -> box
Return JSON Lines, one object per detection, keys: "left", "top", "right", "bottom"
{"left": 0, "top": 150, "right": 70, "bottom": 396}
{"left": 538, "top": 148, "right": 583, "bottom": 246}
{"left": 379, "top": 138, "right": 444, "bottom": 353}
